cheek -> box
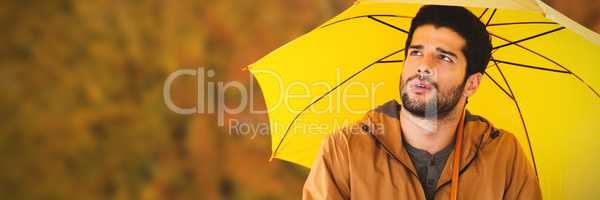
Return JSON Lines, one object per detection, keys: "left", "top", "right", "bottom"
{"left": 440, "top": 63, "right": 466, "bottom": 80}
{"left": 436, "top": 65, "right": 463, "bottom": 83}
{"left": 401, "top": 62, "right": 418, "bottom": 78}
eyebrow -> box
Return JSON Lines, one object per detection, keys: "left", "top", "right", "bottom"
{"left": 436, "top": 47, "right": 457, "bottom": 58}
{"left": 408, "top": 44, "right": 423, "bottom": 50}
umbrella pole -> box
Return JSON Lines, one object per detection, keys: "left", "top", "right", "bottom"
{"left": 450, "top": 108, "right": 466, "bottom": 200}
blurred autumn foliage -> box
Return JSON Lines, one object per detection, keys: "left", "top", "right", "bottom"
{"left": 0, "top": 0, "right": 597, "bottom": 200}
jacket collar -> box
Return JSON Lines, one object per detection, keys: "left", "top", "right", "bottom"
{"left": 361, "top": 100, "right": 493, "bottom": 187}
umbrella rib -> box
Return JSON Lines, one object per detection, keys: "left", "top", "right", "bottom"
{"left": 493, "top": 27, "right": 566, "bottom": 50}
{"left": 377, "top": 60, "right": 404, "bottom": 63}
{"left": 487, "top": 21, "right": 558, "bottom": 27}
{"left": 320, "top": 15, "right": 412, "bottom": 29}
{"left": 271, "top": 49, "right": 406, "bottom": 158}
{"left": 489, "top": 32, "right": 568, "bottom": 70}
{"left": 484, "top": 71, "right": 514, "bottom": 99}
{"left": 492, "top": 58, "right": 539, "bottom": 177}
{"left": 479, "top": 8, "right": 489, "bottom": 19}
{"left": 485, "top": 9, "right": 497, "bottom": 26}
{"left": 368, "top": 16, "right": 409, "bottom": 33}
{"left": 492, "top": 58, "right": 515, "bottom": 97}
{"left": 489, "top": 32, "right": 600, "bottom": 98}
{"left": 491, "top": 59, "right": 570, "bottom": 73}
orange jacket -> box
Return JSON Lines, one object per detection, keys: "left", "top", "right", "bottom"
{"left": 303, "top": 100, "right": 542, "bottom": 199}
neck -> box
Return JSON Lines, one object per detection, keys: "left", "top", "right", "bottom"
{"left": 400, "top": 100, "right": 465, "bottom": 155}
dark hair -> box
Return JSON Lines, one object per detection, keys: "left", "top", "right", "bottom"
{"left": 405, "top": 5, "right": 492, "bottom": 78}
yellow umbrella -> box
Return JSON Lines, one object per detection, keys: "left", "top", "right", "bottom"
{"left": 248, "top": 0, "right": 600, "bottom": 198}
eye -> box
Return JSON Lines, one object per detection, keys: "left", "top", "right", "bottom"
{"left": 439, "top": 54, "right": 453, "bottom": 63}
{"left": 409, "top": 50, "right": 422, "bottom": 56}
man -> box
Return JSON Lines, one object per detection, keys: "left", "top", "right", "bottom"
{"left": 303, "top": 5, "right": 542, "bottom": 200}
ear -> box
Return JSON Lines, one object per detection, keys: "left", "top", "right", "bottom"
{"left": 463, "top": 73, "right": 482, "bottom": 97}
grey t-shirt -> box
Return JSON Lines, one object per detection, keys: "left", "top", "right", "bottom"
{"left": 404, "top": 141, "right": 455, "bottom": 200}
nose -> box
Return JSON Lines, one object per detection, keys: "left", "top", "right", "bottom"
{"left": 416, "top": 54, "right": 435, "bottom": 79}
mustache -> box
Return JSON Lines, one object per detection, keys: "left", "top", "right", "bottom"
{"left": 403, "top": 74, "right": 439, "bottom": 90}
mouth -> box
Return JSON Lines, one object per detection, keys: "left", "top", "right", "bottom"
{"left": 410, "top": 80, "right": 434, "bottom": 94}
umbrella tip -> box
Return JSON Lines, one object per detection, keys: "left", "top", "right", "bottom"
{"left": 241, "top": 66, "right": 248, "bottom": 71}
{"left": 268, "top": 154, "right": 274, "bottom": 162}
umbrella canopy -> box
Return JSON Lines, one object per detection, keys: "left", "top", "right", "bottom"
{"left": 248, "top": 0, "right": 600, "bottom": 198}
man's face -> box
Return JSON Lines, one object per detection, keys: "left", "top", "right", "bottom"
{"left": 400, "top": 24, "right": 468, "bottom": 119}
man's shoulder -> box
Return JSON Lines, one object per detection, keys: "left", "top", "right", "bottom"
{"left": 466, "top": 113, "right": 521, "bottom": 149}
{"left": 464, "top": 113, "right": 527, "bottom": 158}
{"left": 487, "top": 127, "right": 520, "bottom": 147}
{"left": 478, "top": 124, "right": 529, "bottom": 162}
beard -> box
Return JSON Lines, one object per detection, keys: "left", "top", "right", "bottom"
{"left": 400, "top": 74, "right": 465, "bottom": 119}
